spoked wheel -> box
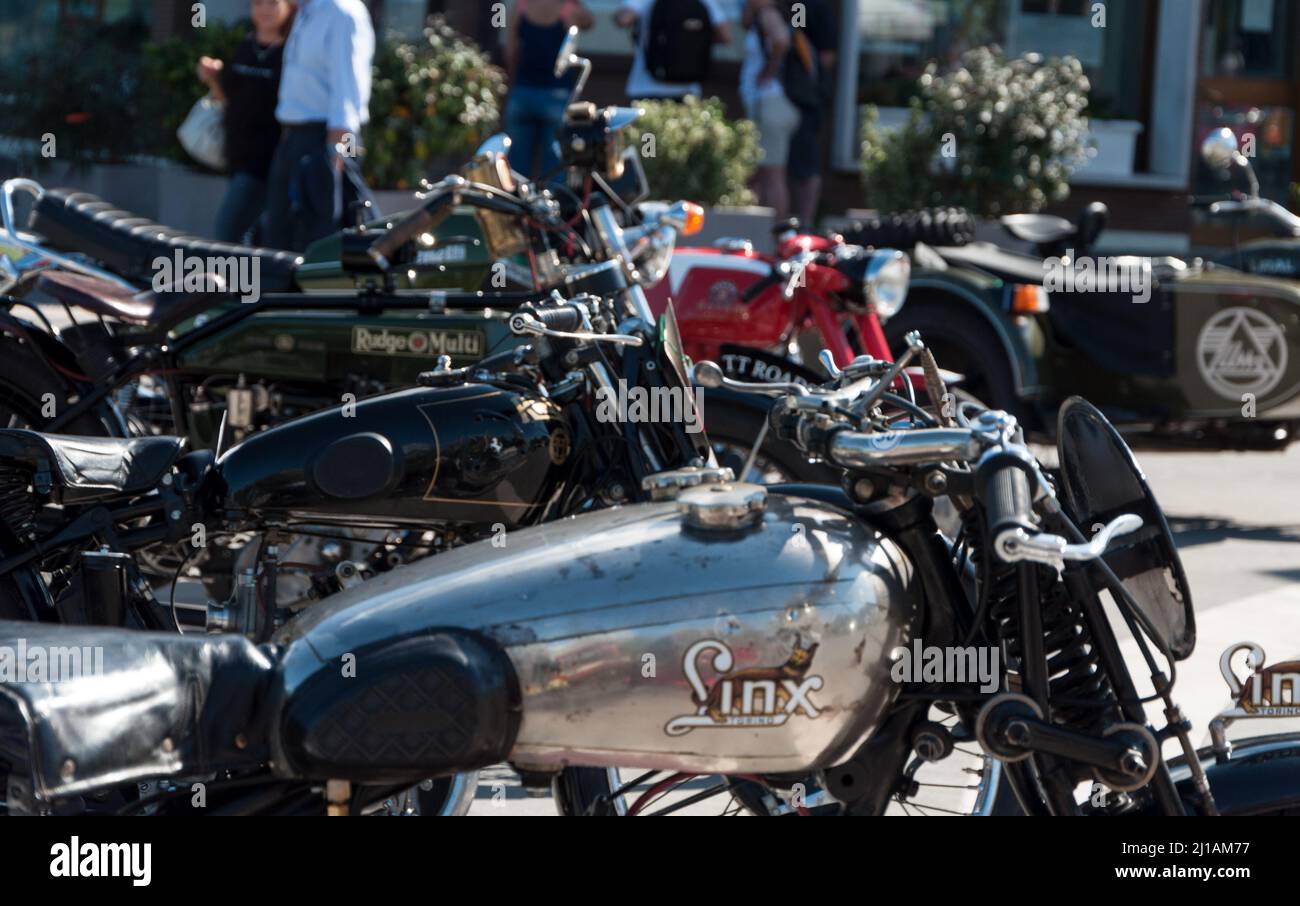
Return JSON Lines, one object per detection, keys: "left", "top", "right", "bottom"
{"left": 362, "top": 772, "right": 480, "bottom": 816}
{"left": 555, "top": 768, "right": 815, "bottom": 816}
{"left": 554, "top": 709, "right": 1008, "bottom": 816}
{"left": 885, "top": 706, "right": 1008, "bottom": 816}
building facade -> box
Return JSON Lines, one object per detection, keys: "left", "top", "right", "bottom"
{"left": 4, "top": 0, "right": 1295, "bottom": 246}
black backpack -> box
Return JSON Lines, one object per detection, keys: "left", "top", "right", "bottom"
{"left": 644, "top": 0, "right": 715, "bottom": 84}
{"left": 781, "top": 27, "right": 822, "bottom": 109}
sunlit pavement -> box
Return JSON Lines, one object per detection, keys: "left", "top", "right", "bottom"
{"left": 471, "top": 445, "right": 1300, "bottom": 815}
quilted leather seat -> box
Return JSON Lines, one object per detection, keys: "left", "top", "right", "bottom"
{"left": 28, "top": 187, "right": 301, "bottom": 292}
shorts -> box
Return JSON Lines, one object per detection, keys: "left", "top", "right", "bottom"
{"left": 788, "top": 106, "right": 823, "bottom": 179}
{"left": 753, "top": 90, "right": 801, "bottom": 168}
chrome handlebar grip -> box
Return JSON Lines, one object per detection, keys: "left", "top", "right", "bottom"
{"left": 827, "top": 428, "right": 983, "bottom": 468}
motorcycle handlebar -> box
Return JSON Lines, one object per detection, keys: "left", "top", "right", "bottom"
{"left": 976, "top": 452, "right": 1037, "bottom": 537}
{"left": 514, "top": 304, "right": 584, "bottom": 333}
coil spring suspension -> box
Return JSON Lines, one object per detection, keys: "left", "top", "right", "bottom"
{"left": 0, "top": 461, "right": 36, "bottom": 541}
{"left": 963, "top": 506, "right": 1119, "bottom": 731}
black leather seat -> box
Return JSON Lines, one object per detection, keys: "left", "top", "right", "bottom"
{"left": 0, "top": 429, "right": 183, "bottom": 501}
{"left": 0, "top": 620, "right": 272, "bottom": 810}
{"left": 28, "top": 187, "right": 301, "bottom": 292}
{"left": 36, "top": 270, "right": 232, "bottom": 333}
{"left": 1001, "top": 213, "right": 1076, "bottom": 245}
{"left": 935, "top": 241, "right": 1050, "bottom": 285}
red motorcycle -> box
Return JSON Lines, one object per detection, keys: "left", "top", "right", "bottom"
{"left": 644, "top": 223, "right": 935, "bottom": 481}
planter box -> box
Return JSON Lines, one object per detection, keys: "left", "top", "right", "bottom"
{"left": 691, "top": 205, "right": 777, "bottom": 253}
{"left": 1075, "top": 119, "right": 1144, "bottom": 180}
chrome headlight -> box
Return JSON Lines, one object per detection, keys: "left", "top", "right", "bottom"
{"left": 864, "top": 249, "right": 910, "bottom": 321}
{"left": 634, "top": 224, "right": 676, "bottom": 287}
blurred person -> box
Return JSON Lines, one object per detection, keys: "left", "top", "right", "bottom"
{"left": 739, "top": 0, "right": 798, "bottom": 219}
{"left": 262, "top": 0, "right": 376, "bottom": 252}
{"left": 786, "top": 0, "right": 835, "bottom": 227}
{"left": 614, "top": 0, "right": 731, "bottom": 102}
{"left": 197, "top": 0, "right": 296, "bottom": 244}
{"left": 503, "top": 0, "right": 594, "bottom": 182}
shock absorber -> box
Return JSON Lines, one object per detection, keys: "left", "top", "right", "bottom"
{"left": 966, "top": 503, "right": 1118, "bottom": 731}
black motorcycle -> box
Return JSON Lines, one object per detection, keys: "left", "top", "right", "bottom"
{"left": 4, "top": 333, "right": 1297, "bottom": 816}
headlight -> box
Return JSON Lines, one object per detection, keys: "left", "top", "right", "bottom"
{"left": 864, "top": 249, "right": 910, "bottom": 321}
{"left": 634, "top": 225, "right": 676, "bottom": 287}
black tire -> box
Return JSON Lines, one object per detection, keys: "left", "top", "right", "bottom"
{"left": 703, "top": 392, "right": 837, "bottom": 484}
{"left": 0, "top": 336, "right": 115, "bottom": 435}
{"left": 883, "top": 300, "right": 1020, "bottom": 419}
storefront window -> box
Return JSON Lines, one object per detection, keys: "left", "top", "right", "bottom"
{"left": 1201, "top": 0, "right": 1295, "bottom": 79}
{"left": 854, "top": 0, "right": 1150, "bottom": 123}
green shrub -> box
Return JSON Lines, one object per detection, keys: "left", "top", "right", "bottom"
{"left": 860, "top": 46, "right": 1090, "bottom": 216}
{"left": 627, "top": 95, "right": 758, "bottom": 207}
{"left": 0, "top": 16, "right": 158, "bottom": 167}
{"left": 363, "top": 17, "right": 507, "bottom": 190}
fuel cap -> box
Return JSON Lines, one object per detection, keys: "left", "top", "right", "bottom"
{"left": 677, "top": 482, "right": 767, "bottom": 531}
{"left": 642, "top": 466, "right": 735, "bottom": 501}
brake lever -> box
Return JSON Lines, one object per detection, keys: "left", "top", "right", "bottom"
{"left": 994, "top": 513, "right": 1144, "bottom": 568}
{"left": 509, "top": 313, "right": 644, "bottom": 347}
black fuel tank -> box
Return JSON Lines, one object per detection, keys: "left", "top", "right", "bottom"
{"left": 215, "top": 384, "right": 571, "bottom": 529}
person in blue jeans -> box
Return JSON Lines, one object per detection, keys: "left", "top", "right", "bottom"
{"left": 197, "top": 0, "right": 296, "bottom": 244}
{"left": 503, "top": 0, "right": 594, "bottom": 183}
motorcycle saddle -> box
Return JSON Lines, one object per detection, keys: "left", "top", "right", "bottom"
{"left": 1000, "top": 213, "right": 1075, "bottom": 245}
{"left": 27, "top": 187, "right": 301, "bottom": 293}
{"left": 0, "top": 429, "right": 183, "bottom": 501}
{"left": 36, "top": 270, "right": 231, "bottom": 334}
{"left": 935, "top": 241, "right": 1048, "bottom": 285}
{"left": 0, "top": 620, "right": 274, "bottom": 810}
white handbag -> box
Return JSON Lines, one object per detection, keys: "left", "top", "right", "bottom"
{"left": 177, "top": 94, "right": 227, "bottom": 171}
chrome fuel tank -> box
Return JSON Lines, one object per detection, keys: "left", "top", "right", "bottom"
{"left": 275, "top": 490, "right": 918, "bottom": 774}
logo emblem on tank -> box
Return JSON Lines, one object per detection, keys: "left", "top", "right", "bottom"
{"left": 351, "top": 326, "right": 484, "bottom": 358}
{"left": 665, "top": 637, "right": 823, "bottom": 735}
{"left": 1196, "top": 307, "right": 1287, "bottom": 400}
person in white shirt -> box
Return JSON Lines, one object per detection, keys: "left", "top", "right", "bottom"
{"left": 262, "top": 0, "right": 376, "bottom": 251}
{"left": 614, "top": 0, "right": 731, "bottom": 101}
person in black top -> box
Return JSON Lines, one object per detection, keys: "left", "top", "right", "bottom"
{"left": 197, "top": 0, "right": 296, "bottom": 244}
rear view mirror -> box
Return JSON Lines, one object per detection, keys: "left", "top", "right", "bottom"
{"left": 1200, "top": 127, "right": 1239, "bottom": 171}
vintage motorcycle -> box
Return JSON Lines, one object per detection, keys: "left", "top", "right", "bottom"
{"left": 1195, "top": 126, "right": 1300, "bottom": 279}
{"left": 869, "top": 185, "right": 1300, "bottom": 451}
{"left": 3, "top": 333, "right": 1297, "bottom": 816}
{"left": 0, "top": 28, "right": 666, "bottom": 448}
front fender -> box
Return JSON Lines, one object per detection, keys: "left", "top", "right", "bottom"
{"left": 1169, "top": 733, "right": 1300, "bottom": 815}
{"left": 906, "top": 268, "right": 1042, "bottom": 398}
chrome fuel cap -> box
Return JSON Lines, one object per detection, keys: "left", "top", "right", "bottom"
{"left": 677, "top": 482, "right": 767, "bottom": 531}
{"left": 642, "top": 466, "right": 735, "bottom": 501}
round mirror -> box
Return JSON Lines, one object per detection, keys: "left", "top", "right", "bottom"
{"left": 554, "top": 25, "right": 579, "bottom": 78}
{"left": 1201, "top": 127, "right": 1239, "bottom": 170}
